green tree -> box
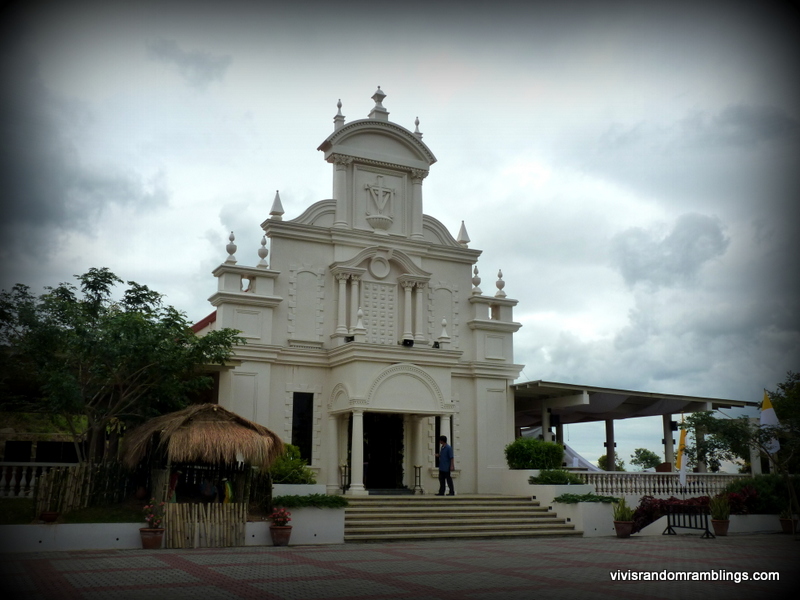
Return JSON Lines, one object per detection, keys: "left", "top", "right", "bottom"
{"left": 597, "top": 454, "right": 625, "bottom": 471}
{"left": 0, "top": 268, "right": 243, "bottom": 463}
{"left": 630, "top": 448, "right": 661, "bottom": 470}
{"left": 682, "top": 372, "right": 800, "bottom": 524}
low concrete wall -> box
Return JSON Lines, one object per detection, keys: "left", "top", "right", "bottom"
{"left": 246, "top": 508, "right": 345, "bottom": 546}
{"left": 553, "top": 502, "right": 616, "bottom": 537}
{"left": 272, "top": 484, "right": 327, "bottom": 497}
{"left": 1, "top": 507, "right": 345, "bottom": 552}
{"left": 549, "top": 502, "right": 784, "bottom": 538}
{"left": 0, "top": 522, "right": 146, "bottom": 553}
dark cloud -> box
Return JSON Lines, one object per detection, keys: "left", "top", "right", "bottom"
{"left": 679, "top": 104, "right": 800, "bottom": 148}
{"left": 146, "top": 38, "right": 232, "bottom": 90}
{"left": 610, "top": 213, "right": 729, "bottom": 288}
{"left": 0, "top": 44, "right": 169, "bottom": 263}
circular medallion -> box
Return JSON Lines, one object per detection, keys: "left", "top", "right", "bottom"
{"left": 369, "top": 256, "right": 390, "bottom": 279}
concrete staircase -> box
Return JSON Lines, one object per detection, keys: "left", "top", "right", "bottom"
{"left": 344, "top": 494, "right": 581, "bottom": 542}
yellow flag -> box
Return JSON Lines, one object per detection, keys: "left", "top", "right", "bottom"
{"left": 675, "top": 427, "right": 687, "bottom": 470}
{"left": 760, "top": 391, "right": 781, "bottom": 454}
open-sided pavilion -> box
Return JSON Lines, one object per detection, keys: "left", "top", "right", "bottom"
{"left": 512, "top": 380, "right": 759, "bottom": 472}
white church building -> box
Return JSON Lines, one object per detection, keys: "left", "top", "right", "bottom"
{"left": 194, "top": 88, "right": 524, "bottom": 495}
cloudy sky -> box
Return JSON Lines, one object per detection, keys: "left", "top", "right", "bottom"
{"left": 2, "top": 0, "right": 798, "bottom": 470}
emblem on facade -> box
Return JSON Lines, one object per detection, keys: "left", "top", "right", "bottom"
{"left": 364, "top": 175, "right": 395, "bottom": 231}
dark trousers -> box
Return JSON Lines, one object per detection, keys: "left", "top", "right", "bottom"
{"left": 438, "top": 470, "right": 454, "bottom": 495}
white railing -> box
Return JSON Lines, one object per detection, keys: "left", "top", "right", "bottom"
{"left": 576, "top": 471, "right": 747, "bottom": 499}
{"left": 0, "top": 462, "right": 79, "bottom": 499}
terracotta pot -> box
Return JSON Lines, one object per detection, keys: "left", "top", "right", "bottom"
{"left": 139, "top": 528, "right": 165, "bottom": 549}
{"left": 711, "top": 519, "right": 729, "bottom": 536}
{"left": 40, "top": 511, "right": 59, "bottom": 523}
{"left": 270, "top": 525, "right": 292, "bottom": 546}
{"left": 779, "top": 518, "right": 798, "bottom": 534}
{"left": 613, "top": 521, "right": 634, "bottom": 538}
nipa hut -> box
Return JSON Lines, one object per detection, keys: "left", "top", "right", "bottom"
{"left": 122, "top": 403, "right": 284, "bottom": 505}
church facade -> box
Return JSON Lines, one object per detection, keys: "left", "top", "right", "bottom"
{"left": 195, "top": 89, "right": 523, "bottom": 494}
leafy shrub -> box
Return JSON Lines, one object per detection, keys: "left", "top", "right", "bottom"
{"left": 269, "top": 444, "right": 317, "bottom": 484}
{"left": 505, "top": 437, "right": 564, "bottom": 470}
{"left": 722, "top": 474, "right": 800, "bottom": 514}
{"left": 709, "top": 494, "right": 730, "bottom": 520}
{"left": 272, "top": 494, "right": 349, "bottom": 509}
{"left": 553, "top": 493, "right": 619, "bottom": 504}
{"left": 529, "top": 469, "right": 585, "bottom": 485}
{"left": 613, "top": 498, "right": 634, "bottom": 521}
{"left": 631, "top": 495, "right": 711, "bottom": 533}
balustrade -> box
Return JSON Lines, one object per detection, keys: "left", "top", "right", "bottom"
{"left": 576, "top": 471, "right": 747, "bottom": 499}
{"left": 0, "top": 462, "right": 78, "bottom": 499}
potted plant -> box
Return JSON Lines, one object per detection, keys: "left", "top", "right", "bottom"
{"left": 779, "top": 508, "right": 798, "bottom": 534}
{"left": 612, "top": 497, "right": 635, "bottom": 538}
{"left": 269, "top": 507, "right": 292, "bottom": 546}
{"left": 709, "top": 494, "right": 730, "bottom": 536}
{"left": 140, "top": 498, "right": 166, "bottom": 549}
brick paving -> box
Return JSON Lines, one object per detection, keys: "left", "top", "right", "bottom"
{"left": 2, "top": 534, "right": 797, "bottom": 600}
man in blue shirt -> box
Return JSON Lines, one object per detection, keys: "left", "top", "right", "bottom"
{"left": 435, "top": 435, "right": 455, "bottom": 496}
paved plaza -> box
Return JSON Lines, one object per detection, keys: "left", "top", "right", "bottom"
{"left": 2, "top": 534, "right": 797, "bottom": 600}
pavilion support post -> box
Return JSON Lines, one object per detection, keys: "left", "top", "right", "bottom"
{"left": 541, "top": 406, "right": 551, "bottom": 442}
{"left": 348, "top": 410, "right": 367, "bottom": 495}
{"left": 663, "top": 414, "right": 675, "bottom": 467}
{"left": 604, "top": 419, "right": 616, "bottom": 471}
{"left": 555, "top": 422, "right": 564, "bottom": 445}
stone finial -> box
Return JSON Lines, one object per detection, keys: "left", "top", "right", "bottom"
{"left": 257, "top": 235, "right": 269, "bottom": 268}
{"left": 457, "top": 221, "right": 470, "bottom": 246}
{"left": 471, "top": 265, "right": 482, "bottom": 295}
{"left": 225, "top": 231, "right": 237, "bottom": 263}
{"left": 270, "top": 190, "right": 284, "bottom": 220}
{"left": 334, "top": 99, "right": 345, "bottom": 131}
{"left": 368, "top": 86, "right": 389, "bottom": 121}
{"left": 414, "top": 116, "right": 423, "bottom": 140}
{"left": 437, "top": 317, "right": 451, "bottom": 349}
{"left": 495, "top": 269, "right": 507, "bottom": 298}
{"left": 353, "top": 307, "right": 367, "bottom": 341}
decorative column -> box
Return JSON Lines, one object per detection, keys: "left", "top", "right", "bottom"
{"left": 662, "top": 414, "right": 675, "bottom": 467}
{"left": 410, "top": 170, "right": 426, "bottom": 240}
{"left": 331, "top": 154, "right": 351, "bottom": 228}
{"left": 604, "top": 419, "right": 616, "bottom": 471}
{"left": 401, "top": 281, "right": 414, "bottom": 341}
{"left": 349, "top": 409, "right": 367, "bottom": 495}
{"left": 414, "top": 283, "right": 426, "bottom": 342}
{"left": 349, "top": 275, "right": 361, "bottom": 334}
{"left": 413, "top": 415, "right": 427, "bottom": 494}
{"left": 327, "top": 415, "right": 340, "bottom": 494}
{"left": 440, "top": 414, "right": 451, "bottom": 445}
{"left": 335, "top": 273, "right": 349, "bottom": 335}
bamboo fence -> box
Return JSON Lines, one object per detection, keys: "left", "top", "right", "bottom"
{"left": 165, "top": 502, "right": 247, "bottom": 549}
{"left": 35, "top": 462, "right": 131, "bottom": 515}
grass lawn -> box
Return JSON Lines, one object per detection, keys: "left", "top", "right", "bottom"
{"left": 63, "top": 498, "right": 144, "bottom": 523}
{"left": 0, "top": 498, "right": 36, "bottom": 524}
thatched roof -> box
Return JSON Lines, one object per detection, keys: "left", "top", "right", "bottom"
{"left": 122, "top": 404, "right": 284, "bottom": 470}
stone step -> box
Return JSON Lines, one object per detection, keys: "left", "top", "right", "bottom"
{"left": 343, "top": 495, "right": 580, "bottom": 542}
{"left": 346, "top": 517, "right": 568, "bottom": 529}
{"left": 344, "top": 527, "right": 583, "bottom": 542}
{"left": 346, "top": 510, "right": 552, "bottom": 520}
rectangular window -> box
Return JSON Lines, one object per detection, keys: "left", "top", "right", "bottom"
{"left": 292, "top": 392, "right": 314, "bottom": 464}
